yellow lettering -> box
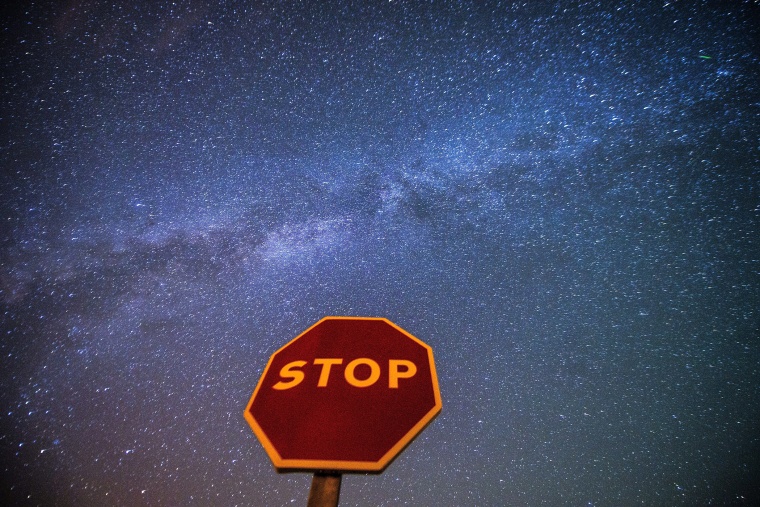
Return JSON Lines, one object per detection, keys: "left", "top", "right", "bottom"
{"left": 272, "top": 360, "right": 307, "bottom": 390}
{"left": 344, "top": 358, "right": 380, "bottom": 387}
{"left": 389, "top": 359, "right": 417, "bottom": 388}
{"left": 272, "top": 358, "right": 418, "bottom": 389}
{"left": 313, "top": 358, "right": 343, "bottom": 387}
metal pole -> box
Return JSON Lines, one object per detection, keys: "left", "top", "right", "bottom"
{"left": 307, "top": 472, "right": 342, "bottom": 507}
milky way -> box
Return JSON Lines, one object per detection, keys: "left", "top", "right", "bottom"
{"left": 2, "top": 1, "right": 759, "bottom": 505}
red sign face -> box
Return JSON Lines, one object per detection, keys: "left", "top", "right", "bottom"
{"left": 244, "top": 316, "right": 442, "bottom": 472}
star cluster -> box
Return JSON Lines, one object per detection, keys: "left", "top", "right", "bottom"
{"left": 2, "top": 1, "right": 758, "bottom": 505}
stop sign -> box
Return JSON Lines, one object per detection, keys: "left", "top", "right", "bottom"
{"left": 244, "top": 316, "right": 442, "bottom": 472}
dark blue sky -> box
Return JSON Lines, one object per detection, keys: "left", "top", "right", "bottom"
{"left": 2, "top": 1, "right": 758, "bottom": 505}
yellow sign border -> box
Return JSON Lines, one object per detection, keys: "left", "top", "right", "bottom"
{"left": 243, "top": 316, "right": 443, "bottom": 472}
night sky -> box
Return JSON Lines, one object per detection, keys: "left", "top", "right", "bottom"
{"left": 2, "top": 1, "right": 759, "bottom": 505}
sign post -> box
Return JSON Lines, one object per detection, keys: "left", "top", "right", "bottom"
{"left": 307, "top": 472, "right": 341, "bottom": 507}
{"left": 244, "top": 316, "right": 442, "bottom": 504}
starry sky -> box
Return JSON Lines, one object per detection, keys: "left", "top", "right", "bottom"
{"left": 1, "top": 1, "right": 759, "bottom": 505}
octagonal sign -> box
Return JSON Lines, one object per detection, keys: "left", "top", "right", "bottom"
{"left": 244, "top": 316, "right": 442, "bottom": 472}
